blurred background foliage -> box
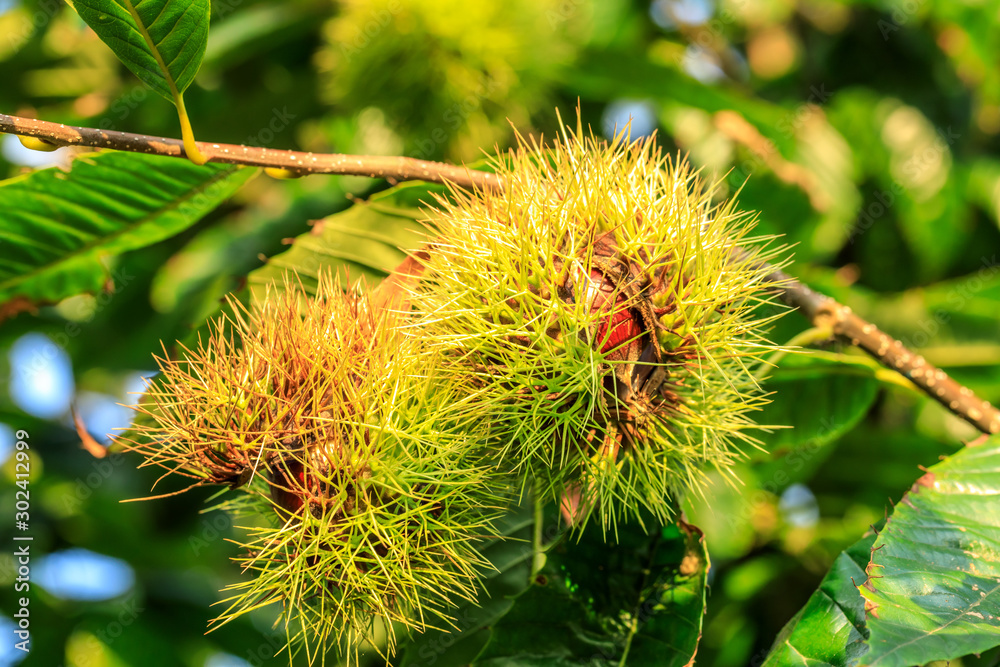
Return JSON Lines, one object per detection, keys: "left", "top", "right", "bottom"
{"left": 1, "top": 0, "right": 999, "bottom": 665}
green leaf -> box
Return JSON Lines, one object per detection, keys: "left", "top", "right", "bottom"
{"left": 763, "top": 534, "right": 875, "bottom": 667}
{"left": 0, "top": 152, "right": 253, "bottom": 307}
{"left": 472, "top": 578, "right": 616, "bottom": 666}
{"left": 248, "top": 181, "right": 446, "bottom": 301}
{"left": 397, "top": 499, "right": 539, "bottom": 667}
{"left": 755, "top": 354, "right": 879, "bottom": 461}
{"left": 859, "top": 436, "right": 1000, "bottom": 667}
{"left": 473, "top": 521, "right": 709, "bottom": 666}
{"left": 69, "top": 0, "right": 211, "bottom": 101}
{"left": 396, "top": 504, "right": 707, "bottom": 667}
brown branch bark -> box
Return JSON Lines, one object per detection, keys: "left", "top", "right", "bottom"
{"left": 3, "top": 114, "right": 997, "bottom": 435}
{"left": 0, "top": 114, "right": 501, "bottom": 191}
{"left": 754, "top": 261, "right": 1000, "bottom": 435}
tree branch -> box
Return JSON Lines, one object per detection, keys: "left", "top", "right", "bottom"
{"left": 0, "top": 114, "right": 501, "bottom": 191}
{"left": 753, "top": 261, "right": 1000, "bottom": 435}
{"left": 3, "top": 113, "right": 996, "bottom": 435}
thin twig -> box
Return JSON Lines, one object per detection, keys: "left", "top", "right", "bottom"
{"left": 753, "top": 260, "right": 1000, "bottom": 435}
{"left": 0, "top": 114, "right": 501, "bottom": 191}
{"left": 3, "top": 113, "right": 996, "bottom": 435}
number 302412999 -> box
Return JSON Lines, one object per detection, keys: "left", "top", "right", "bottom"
{"left": 14, "top": 430, "right": 30, "bottom": 515}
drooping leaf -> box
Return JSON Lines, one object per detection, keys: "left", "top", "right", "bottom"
{"left": 859, "top": 436, "right": 1000, "bottom": 667}
{"left": 69, "top": 0, "right": 211, "bottom": 101}
{"left": 473, "top": 520, "right": 709, "bottom": 666}
{"left": 0, "top": 152, "right": 253, "bottom": 309}
{"left": 247, "top": 181, "right": 446, "bottom": 301}
{"left": 762, "top": 534, "right": 875, "bottom": 667}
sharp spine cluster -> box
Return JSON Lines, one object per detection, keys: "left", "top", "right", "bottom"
{"left": 126, "top": 119, "right": 789, "bottom": 664}
{"left": 412, "top": 120, "right": 789, "bottom": 531}
{"left": 127, "top": 273, "right": 500, "bottom": 664}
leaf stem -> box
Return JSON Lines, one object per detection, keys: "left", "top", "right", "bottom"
{"left": 618, "top": 533, "right": 660, "bottom": 667}
{"left": 120, "top": 0, "right": 208, "bottom": 165}
{"left": 618, "top": 617, "right": 639, "bottom": 667}
{"left": 175, "top": 95, "right": 208, "bottom": 166}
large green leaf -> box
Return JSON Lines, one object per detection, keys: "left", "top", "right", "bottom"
{"left": 69, "top": 0, "right": 210, "bottom": 101}
{"left": 763, "top": 534, "right": 875, "bottom": 667}
{"left": 248, "top": 181, "right": 446, "bottom": 300}
{"left": 397, "top": 499, "right": 539, "bottom": 667}
{"left": 397, "top": 501, "right": 707, "bottom": 667}
{"left": 859, "top": 436, "right": 1000, "bottom": 667}
{"left": 0, "top": 152, "right": 253, "bottom": 307}
{"left": 762, "top": 438, "right": 1000, "bottom": 667}
{"left": 473, "top": 520, "right": 709, "bottom": 666}
{"left": 472, "top": 576, "right": 616, "bottom": 666}
{"left": 754, "top": 354, "right": 879, "bottom": 462}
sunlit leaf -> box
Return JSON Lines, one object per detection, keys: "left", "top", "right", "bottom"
{"left": 754, "top": 355, "right": 879, "bottom": 460}
{"left": 69, "top": 0, "right": 210, "bottom": 101}
{"left": 763, "top": 535, "right": 874, "bottom": 667}
{"left": 859, "top": 436, "right": 1000, "bottom": 667}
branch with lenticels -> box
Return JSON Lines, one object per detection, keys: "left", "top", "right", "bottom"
{"left": 4, "top": 113, "right": 997, "bottom": 435}
{"left": 0, "top": 113, "right": 498, "bottom": 191}
{"left": 750, "top": 259, "right": 1000, "bottom": 435}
